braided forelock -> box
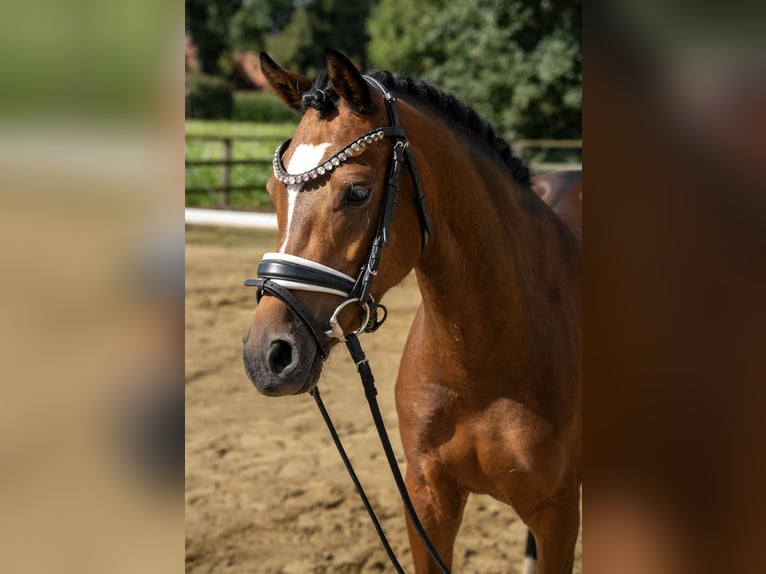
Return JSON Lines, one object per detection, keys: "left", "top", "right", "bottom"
{"left": 300, "top": 73, "right": 339, "bottom": 117}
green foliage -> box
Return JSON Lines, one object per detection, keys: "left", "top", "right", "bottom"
{"left": 186, "top": 0, "right": 243, "bottom": 75}
{"left": 265, "top": 0, "right": 377, "bottom": 77}
{"left": 368, "top": 0, "right": 581, "bottom": 139}
{"left": 188, "top": 0, "right": 375, "bottom": 80}
{"left": 367, "top": 0, "right": 440, "bottom": 72}
{"left": 232, "top": 91, "right": 301, "bottom": 122}
{"left": 185, "top": 0, "right": 581, "bottom": 142}
{"left": 230, "top": 0, "right": 295, "bottom": 53}
{"left": 265, "top": 7, "right": 314, "bottom": 72}
{"left": 186, "top": 73, "right": 234, "bottom": 119}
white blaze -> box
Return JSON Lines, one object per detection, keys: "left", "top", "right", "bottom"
{"left": 278, "top": 142, "right": 330, "bottom": 253}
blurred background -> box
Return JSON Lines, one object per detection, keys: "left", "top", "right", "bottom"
{"left": 585, "top": 1, "right": 766, "bottom": 573}
{"left": 0, "top": 0, "right": 184, "bottom": 573}
{"left": 0, "top": 0, "right": 764, "bottom": 572}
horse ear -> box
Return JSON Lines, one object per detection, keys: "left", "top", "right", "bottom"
{"left": 260, "top": 52, "right": 312, "bottom": 112}
{"left": 325, "top": 47, "right": 372, "bottom": 113}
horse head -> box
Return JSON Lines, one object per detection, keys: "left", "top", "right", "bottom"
{"left": 243, "top": 49, "right": 427, "bottom": 397}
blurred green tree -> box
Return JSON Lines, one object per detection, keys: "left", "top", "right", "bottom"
{"left": 186, "top": 0, "right": 297, "bottom": 74}
{"left": 368, "top": 0, "right": 581, "bottom": 139}
{"left": 230, "top": 0, "right": 295, "bottom": 53}
{"left": 266, "top": 0, "right": 377, "bottom": 78}
{"left": 187, "top": 0, "right": 375, "bottom": 80}
{"left": 186, "top": 0, "right": 243, "bottom": 75}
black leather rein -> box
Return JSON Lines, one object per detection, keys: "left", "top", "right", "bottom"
{"left": 244, "top": 77, "right": 450, "bottom": 573}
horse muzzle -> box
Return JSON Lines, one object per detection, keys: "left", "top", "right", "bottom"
{"left": 243, "top": 310, "right": 324, "bottom": 397}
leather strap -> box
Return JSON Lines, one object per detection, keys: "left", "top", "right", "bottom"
{"left": 380, "top": 141, "right": 406, "bottom": 247}
{"left": 404, "top": 146, "right": 433, "bottom": 250}
{"left": 310, "top": 386, "right": 405, "bottom": 573}
{"left": 248, "top": 278, "right": 331, "bottom": 358}
{"left": 367, "top": 76, "right": 433, "bottom": 252}
{"left": 257, "top": 259, "right": 354, "bottom": 295}
{"left": 344, "top": 334, "right": 452, "bottom": 573}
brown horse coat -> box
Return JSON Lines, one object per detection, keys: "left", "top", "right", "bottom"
{"left": 244, "top": 49, "right": 581, "bottom": 573}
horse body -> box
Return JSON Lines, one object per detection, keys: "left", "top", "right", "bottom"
{"left": 394, "top": 101, "right": 581, "bottom": 572}
{"left": 244, "top": 49, "right": 581, "bottom": 573}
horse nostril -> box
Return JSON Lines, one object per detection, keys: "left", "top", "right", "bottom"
{"left": 267, "top": 339, "right": 295, "bottom": 376}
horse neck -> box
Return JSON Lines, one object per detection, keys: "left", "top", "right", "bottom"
{"left": 407, "top": 111, "right": 580, "bottom": 368}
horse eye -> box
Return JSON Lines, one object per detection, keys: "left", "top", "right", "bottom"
{"left": 344, "top": 184, "right": 372, "bottom": 205}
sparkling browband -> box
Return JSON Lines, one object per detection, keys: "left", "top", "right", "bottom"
{"left": 272, "top": 128, "right": 387, "bottom": 186}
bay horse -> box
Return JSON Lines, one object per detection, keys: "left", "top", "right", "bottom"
{"left": 243, "top": 48, "right": 581, "bottom": 573}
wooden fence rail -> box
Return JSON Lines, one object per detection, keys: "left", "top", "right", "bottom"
{"left": 514, "top": 139, "right": 582, "bottom": 150}
{"left": 185, "top": 135, "right": 283, "bottom": 206}
{"left": 186, "top": 135, "right": 582, "bottom": 208}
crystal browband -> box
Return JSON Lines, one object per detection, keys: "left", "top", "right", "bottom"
{"left": 272, "top": 128, "right": 388, "bottom": 186}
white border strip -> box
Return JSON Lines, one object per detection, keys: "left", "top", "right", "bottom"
{"left": 185, "top": 208, "right": 278, "bottom": 230}
{"left": 261, "top": 252, "right": 356, "bottom": 283}
{"left": 266, "top": 279, "right": 349, "bottom": 298}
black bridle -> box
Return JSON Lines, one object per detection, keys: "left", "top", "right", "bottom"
{"left": 244, "top": 78, "right": 451, "bottom": 573}
{"left": 246, "top": 76, "right": 432, "bottom": 356}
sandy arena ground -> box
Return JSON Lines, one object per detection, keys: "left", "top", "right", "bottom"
{"left": 185, "top": 226, "right": 582, "bottom": 573}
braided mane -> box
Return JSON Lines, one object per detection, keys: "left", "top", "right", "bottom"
{"left": 300, "top": 71, "right": 531, "bottom": 186}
